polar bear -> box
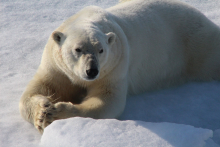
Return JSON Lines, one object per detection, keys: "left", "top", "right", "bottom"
{"left": 19, "top": 0, "right": 220, "bottom": 133}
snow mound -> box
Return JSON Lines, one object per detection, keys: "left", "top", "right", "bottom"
{"left": 41, "top": 117, "right": 213, "bottom": 147}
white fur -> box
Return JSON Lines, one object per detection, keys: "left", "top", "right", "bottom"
{"left": 20, "top": 0, "right": 220, "bottom": 133}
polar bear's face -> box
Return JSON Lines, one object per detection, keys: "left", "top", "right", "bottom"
{"left": 52, "top": 29, "right": 116, "bottom": 81}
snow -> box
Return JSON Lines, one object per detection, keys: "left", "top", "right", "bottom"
{"left": 1, "top": 0, "right": 220, "bottom": 147}
{"left": 41, "top": 118, "right": 213, "bottom": 147}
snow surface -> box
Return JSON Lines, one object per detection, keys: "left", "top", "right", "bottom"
{"left": 1, "top": 0, "right": 220, "bottom": 147}
{"left": 41, "top": 117, "right": 213, "bottom": 147}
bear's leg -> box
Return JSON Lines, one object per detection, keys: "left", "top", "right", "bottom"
{"left": 53, "top": 80, "right": 128, "bottom": 119}
{"left": 53, "top": 94, "right": 126, "bottom": 119}
{"left": 20, "top": 80, "right": 127, "bottom": 133}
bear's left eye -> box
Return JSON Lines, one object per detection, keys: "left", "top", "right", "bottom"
{"left": 99, "top": 49, "right": 103, "bottom": 54}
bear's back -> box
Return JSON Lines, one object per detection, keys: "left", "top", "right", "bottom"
{"left": 108, "top": 0, "right": 220, "bottom": 95}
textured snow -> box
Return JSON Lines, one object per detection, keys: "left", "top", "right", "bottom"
{"left": 41, "top": 118, "right": 213, "bottom": 147}
{"left": 1, "top": 0, "right": 220, "bottom": 147}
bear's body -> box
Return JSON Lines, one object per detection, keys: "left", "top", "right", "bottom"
{"left": 20, "top": 0, "right": 220, "bottom": 133}
{"left": 112, "top": 0, "right": 220, "bottom": 94}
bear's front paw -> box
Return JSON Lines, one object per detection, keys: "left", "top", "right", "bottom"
{"left": 33, "top": 96, "right": 57, "bottom": 133}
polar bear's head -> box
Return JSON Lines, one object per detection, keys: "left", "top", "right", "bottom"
{"left": 52, "top": 27, "right": 116, "bottom": 81}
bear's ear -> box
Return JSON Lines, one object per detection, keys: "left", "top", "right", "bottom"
{"left": 106, "top": 32, "right": 116, "bottom": 45}
{"left": 52, "top": 31, "right": 64, "bottom": 46}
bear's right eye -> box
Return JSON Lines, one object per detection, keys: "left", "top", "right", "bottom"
{"left": 75, "top": 48, "right": 81, "bottom": 53}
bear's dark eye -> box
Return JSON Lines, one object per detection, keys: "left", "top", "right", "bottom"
{"left": 99, "top": 49, "right": 103, "bottom": 54}
{"left": 75, "top": 48, "right": 81, "bottom": 53}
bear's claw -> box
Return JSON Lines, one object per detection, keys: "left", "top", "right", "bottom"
{"left": 33, "top": 97, "right": 58, "bottom": 133}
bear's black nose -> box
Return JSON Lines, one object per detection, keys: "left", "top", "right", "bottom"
{"left": 86, "top": 68, "right": 99, "bottom": 79}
